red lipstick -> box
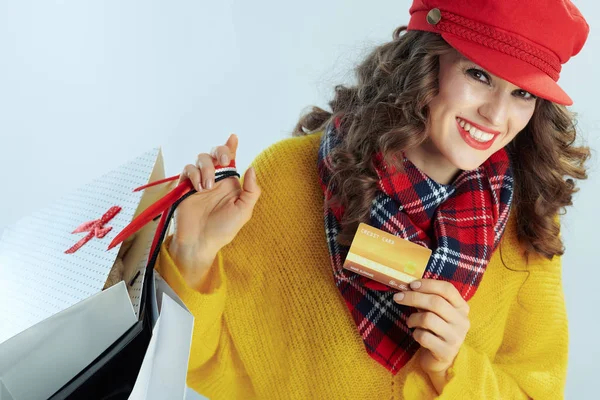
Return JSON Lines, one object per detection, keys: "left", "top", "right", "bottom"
{"left": 456, "top": 118, "right": 499, "bottom": 151}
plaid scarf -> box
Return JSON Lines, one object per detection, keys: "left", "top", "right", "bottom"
{"left": 317, "top": 118, "right": 514, "bottom": 374}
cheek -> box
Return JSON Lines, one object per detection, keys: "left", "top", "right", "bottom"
{"left": 498, "top": 105, "right": 535, "bottom": 145}
{"left": 497, "top": 128, "right": 522, "bottom": 148}
{"left": 427, "top": 95, "right": 446, "bottom": 120}
{"left": 427, "top": 85, "right": 475, "bottom": 132}
{"left": 431, "top": 70, "right": 479, "bottom": 110}
{"left": 515, "top": 106, "right": 535, "bottom": 128}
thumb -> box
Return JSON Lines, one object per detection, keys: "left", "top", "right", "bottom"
{"left": 237, "top": 166, "right": 261, "bottom": 211}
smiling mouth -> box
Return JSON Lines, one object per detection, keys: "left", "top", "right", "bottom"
{"left": 456, "top": 117, "right": 497, "bottom": 143}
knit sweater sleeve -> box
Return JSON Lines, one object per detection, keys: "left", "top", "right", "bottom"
{"left": 434, "top": 255, "right": 568, "bottom": 399}
{"left": 154, "top": 235, "right": 228, "bottom": 371}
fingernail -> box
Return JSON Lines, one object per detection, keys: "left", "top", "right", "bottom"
{"left": 410, "top": 281, "right": 421, "bottom": 289}
{"left": 205, "top": 179, "right": 213, "bottom": 190}
{"left": 197, "top": 181, "right": 203, "bottom": 192}
{"left": 221, "top": 154, "right": 229, "bottom": 166}
{"left": 394, "top": 292, "right": 404, "bottom": 302}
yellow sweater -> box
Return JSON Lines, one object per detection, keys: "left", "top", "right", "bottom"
{"left": 156, "top": 132, "right": 568, "bottom": 399}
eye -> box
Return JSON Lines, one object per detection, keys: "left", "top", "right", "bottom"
{"left": 514, "top": 89, "right": 537, "bottom": 101}
{"left": 466, "top": 68, "right": 490, "bottom": 85}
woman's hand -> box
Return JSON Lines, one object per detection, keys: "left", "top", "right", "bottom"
{"left": 393, "top": 279, "right": 471, "bottom": 380}
{"left": 169, "top": 134, "right": 261, "bottom": 288}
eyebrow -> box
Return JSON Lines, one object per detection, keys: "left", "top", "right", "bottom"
{"left": 458, "top": 53, "right": 482, "bottom": 68}
{"left": 457, "top": 54, "right": 490, "bottom": 76}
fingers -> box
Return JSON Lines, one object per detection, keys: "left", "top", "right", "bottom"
{"left": 210, "top": 134, "right": 238, "bottom": 167}
{"left": 236, "top": 167, "right": 261, "bottom": 214}
{"left": 412, "top": 328, "right": 448, "bottom": 357}
{"left": 177, "top": 134, "right": 238, "bottom": 193}
{"left": 407, "top": 312, "right": 453, "bottom": 343}
{"left": 178, "top": 164, "right": 202, "bottom": 192}
{"left": 196, "top": 153, "right": 216, "bottom": 190}
{"left": 394, "top": 291, "right": 460, "bottom": 324}
{"left": 409, "top": 279, "right": 470, "bottom": 317}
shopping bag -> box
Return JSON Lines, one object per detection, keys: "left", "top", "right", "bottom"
{"left": 0, "top": 148, "right": 168, "bottom": 344}
{"left": 0, "top": 147, "right": 238, "bottom": 399}
{"left": 47, "top": 154, "right": 238, "bottom": 399}
{"left": 48, "top": 196, "right": 194, "bottom": 400}
{"left": 0, "top": 282, "right": 136, "bottom": 400}
{"left": 128, "top": 275, "right": 194, "bottom": 400}
{"left": 0, "top": 148, "right": 171, "bottom": 399}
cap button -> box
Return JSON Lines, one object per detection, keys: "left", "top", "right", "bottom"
{"left": 426, "top": 8, "right": 442, "bottom": 25}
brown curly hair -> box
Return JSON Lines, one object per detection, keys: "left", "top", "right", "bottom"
{"left": 292, "top": 26, "right": 590, "bottom": 261}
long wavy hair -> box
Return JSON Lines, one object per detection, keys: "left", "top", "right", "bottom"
{"left": 293, "top": 26, "right": 590, "bottom": 261}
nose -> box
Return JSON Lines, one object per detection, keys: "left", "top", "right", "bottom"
{"left": 478, "top": 92, "right": 510, "bottom": 129}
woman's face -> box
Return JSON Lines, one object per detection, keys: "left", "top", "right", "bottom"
{"left": 421, "top": 49, "right": 537, "bottom": 175}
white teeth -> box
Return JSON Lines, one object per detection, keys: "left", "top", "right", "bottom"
{"left": 457, "top": 118, "right": 495, "bottom": 143}
{"left": 470, "top": 128, "right": 494, "bottom": 142}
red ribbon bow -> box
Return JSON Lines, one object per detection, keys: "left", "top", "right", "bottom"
{"left": 65, "top": 206, "right": 122, "bottom": 254}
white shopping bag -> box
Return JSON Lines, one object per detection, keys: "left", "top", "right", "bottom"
{"left": 129, "top": 275, "right": 194, "bottom": 400}
{"left": 0, "top": 278, "right": 195, "bottom": 400}
{"left": 0, "top": 148, "right": 195, "bottom": 400}
{"left": 0, "top": 148, "right": 167, "bottom": 344}
{"left": 0, "top": 282, "right": 136, "bottom": 400}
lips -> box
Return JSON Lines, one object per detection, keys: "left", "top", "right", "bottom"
{"left": 457, "top": 117, "right": 501, "bottom": 136}
{"left": 456, "top": 118, "right": 499, "bottom": 151}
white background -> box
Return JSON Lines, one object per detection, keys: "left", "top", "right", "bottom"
{"left": 0, "top": 1, "right": 597, "bottom": 398}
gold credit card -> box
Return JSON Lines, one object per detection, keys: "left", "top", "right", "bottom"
{"left": 343, "top": 223, "right": 431, "bottom": 290}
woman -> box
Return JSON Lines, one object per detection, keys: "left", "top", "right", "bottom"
{"left": 157, "top": 0, "right": 590, "bottom": 398}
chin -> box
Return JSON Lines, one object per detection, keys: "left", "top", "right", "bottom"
{"left": 446, "top": 151, "right": 487, "bottom": 172}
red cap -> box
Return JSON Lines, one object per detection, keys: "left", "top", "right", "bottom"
{"left": 407, "top": 0, "right": 589, "bottom": 105}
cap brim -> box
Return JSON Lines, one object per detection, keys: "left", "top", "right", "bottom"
{"left": 441, "top": 32, "right": 573, "bottom": 106}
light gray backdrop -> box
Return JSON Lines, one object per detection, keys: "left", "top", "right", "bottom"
{"left": 0, "top": 1, "right": 597, "bottom": 399}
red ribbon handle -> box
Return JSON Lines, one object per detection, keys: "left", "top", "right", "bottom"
{"left": 108, "top": 160, "right": 238, "bottom": 260}
{"left": 107, "top": 174, "right": 189, "bottom": 251}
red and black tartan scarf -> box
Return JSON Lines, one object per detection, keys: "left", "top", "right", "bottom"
{"left": 317, "top": 118, "right": 514, "bottom": 374}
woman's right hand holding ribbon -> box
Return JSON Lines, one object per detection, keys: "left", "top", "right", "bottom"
{"left": 168, "top": 134, "right": 261, "bottom": 289}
